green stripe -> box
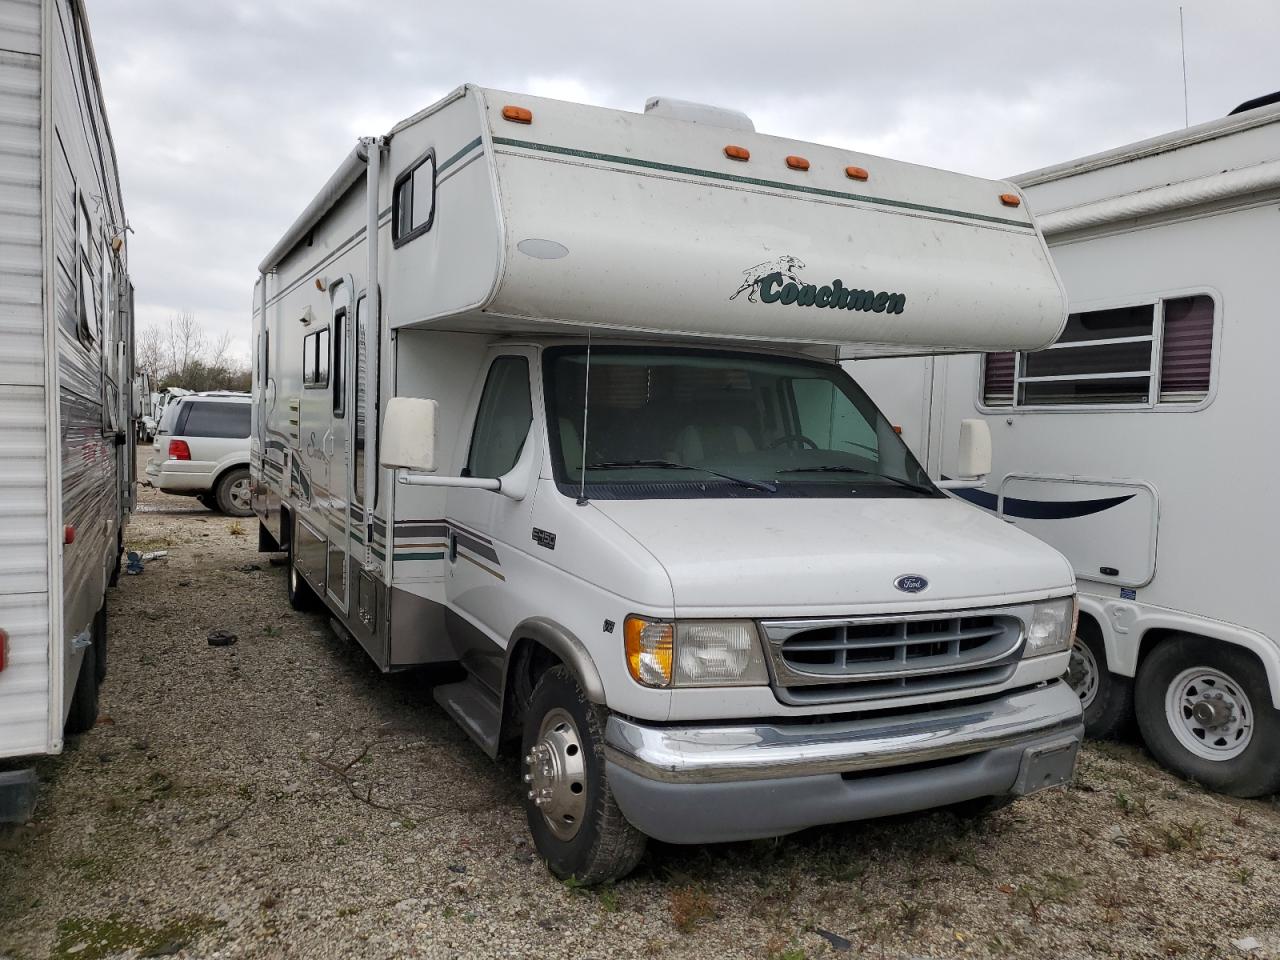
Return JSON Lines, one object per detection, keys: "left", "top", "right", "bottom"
{"left": 394, "top": 551, "right": 445, "bottom": 561}
{"left": 492, "top": 136, "right": 1030, "bottom": 230}
{"left": 439, "top": 136, "right": 483, "bottom": 174}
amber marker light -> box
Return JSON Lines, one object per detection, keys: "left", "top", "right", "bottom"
{"left": 624, "top": 616, "right": 673, "bottom": 688}
{"left": 785, "top": 155, "right": 810, "bottom": 171}
{"left": 502, "top": 105, "right": 533, "bottom": 124}
{"left": 724, "top": 145, "right": 750, "bottom": 161}
{"left": 999, "top": 193, "right": 1022, "bottom": 207}
{"left": 845, "top": 165, "right": 870, "bottom": 181}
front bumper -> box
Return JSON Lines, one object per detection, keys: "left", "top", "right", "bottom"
{"left": 604, "top": 680, "right": 1082, "bottom": 844}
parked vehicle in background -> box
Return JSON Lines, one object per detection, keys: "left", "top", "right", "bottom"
{"left": 0, "top": 0, "right": 137, "bottom": 820}
{"left": 140, "top": 385, "right": 191, "bottom": 442}
{"left": 252, "top": 85, "right": 1083, "bottom": 882}
{"left": 852, "top": 93, "right": 1280, "bottom": 798}
{"left": 147, "top": 392, "right": 252, "bottom": 516}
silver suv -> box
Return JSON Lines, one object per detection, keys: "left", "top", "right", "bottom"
{"left": 146, "top": 392, "right": 252, "bottom": 516}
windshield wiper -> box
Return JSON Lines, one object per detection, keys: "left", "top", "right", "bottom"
{"left": 776, "top": 465, "right": 935, "bottom": 495}
{"left": 585, "top": 459, "right": 777, "bottom": 493}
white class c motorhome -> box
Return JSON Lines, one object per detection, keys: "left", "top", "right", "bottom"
{"left": 251, "top": 85, "right": 1083, "bottom": 882}
{"left": 853, "top": 93, "right": 1280, "bottom": 799}
{"left": 0, "top": 0, "right": 137, "bottom": 819}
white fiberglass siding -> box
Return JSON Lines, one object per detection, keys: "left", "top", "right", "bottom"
{"left": 0, "top": 0, "right": 51, "bottom": 758}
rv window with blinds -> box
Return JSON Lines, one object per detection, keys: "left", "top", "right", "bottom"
{"left": 392, "top": 150, "right": 436, "bottom": 247}
{"left": 981, "top": 294, "right": 1214, "bottom": 409}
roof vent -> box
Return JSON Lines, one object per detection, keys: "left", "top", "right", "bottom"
{"left": 1228, "top": 90, "right": 1280, "bottom": 116}
{"left": 644, "top": 96, "right": 754, "bottom": 132}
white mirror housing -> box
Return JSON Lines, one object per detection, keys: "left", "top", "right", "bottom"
{"left": 956, "top": 418, "right": 992, "bottom": 478}
{"left": 380, "top": 396, "right": 438, "bottom": 472}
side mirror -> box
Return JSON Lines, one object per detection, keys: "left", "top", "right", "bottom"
{"left": 956, "top": 418, "right": 992, "bottom": 479}
{"left": 380, "top": 397, "right": 438, "bottom": 472}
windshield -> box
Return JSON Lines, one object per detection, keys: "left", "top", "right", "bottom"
{"left": 543, "top": 347, "right": 938, "bottom": 499}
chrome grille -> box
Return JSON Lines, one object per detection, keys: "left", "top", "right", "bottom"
{"left": 761, "top": 611, "right": 1024, "bottom": 706}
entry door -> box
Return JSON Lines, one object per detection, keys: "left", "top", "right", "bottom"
{"left": 445, "top": 351, "right": 537, "bottom": 693}
{"left": 324, "top": 279, "right": 354, "bottom": 612}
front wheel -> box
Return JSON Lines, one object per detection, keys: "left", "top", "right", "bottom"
{"left": 286, "top": 525, "right": 319, "bottom": 612}
{"left": 1135, "top": 636, "right": 1280, "bottom": 797}
{"left": 521, "top": 666, "right": 645, "bottom": 884}
{"left": 1067, "top": 624, "right": 1132, "bottom": 739}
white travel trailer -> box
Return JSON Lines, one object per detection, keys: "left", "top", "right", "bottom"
{"left": 251, "top": 85, "right": 1084, "bottom": 881}
{"left": 853, "top": 95, "right": 1280, "bottom": 798}
{"left": 0, "top": 0, "right": 137, "bottom": 817}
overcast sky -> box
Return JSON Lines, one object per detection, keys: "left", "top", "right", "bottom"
{"left": 88, "top": 0, "right": 1279, "bottom": 360}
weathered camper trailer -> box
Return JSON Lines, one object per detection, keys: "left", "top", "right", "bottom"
{"left": 252, "top": 86, "right": 1083, "bottom": 881}
{"left": 854, "top": 96, "right": 1280, "bottom": 797}
{"left": 0, "top": 0, "right": 136, "bottom": 817}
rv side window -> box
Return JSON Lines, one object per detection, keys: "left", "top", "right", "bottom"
{"left": 332, "top": 307, "right": 345, "bottom": 417}
{"left": 302, "top": 329, "right": 330, "bottom": 388}
{"left": 75, "top": 196, "right": 98, "bottom": 347}
{"left": 465, "top": 356, "right": 532, "bottom": 480}
{"left": 981, "top": 294, "right": 1214, "bottom": 409}
{"left": 392, "top": 151, "right": 436, "bottom": 247}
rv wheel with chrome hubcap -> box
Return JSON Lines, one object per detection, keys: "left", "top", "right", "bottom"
{"left": 1067, "top": 639, "right": 1100, "bottom": 712}
{"left": 524, "top": 708, "right": 587, "bottom": 840}
{"left": 1135, "top": 635, "right": 1280, "bottom": 798}
{"left": 520, "top": 665, "right": 645, "bottom": 884}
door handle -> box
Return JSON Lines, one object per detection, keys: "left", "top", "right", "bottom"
{"left": 323, "top": 431, "right": 334, "bottom": 457}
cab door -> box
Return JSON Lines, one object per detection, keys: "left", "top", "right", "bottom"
{"left": 444, "top": 350, "right": 537, "bottom": 693}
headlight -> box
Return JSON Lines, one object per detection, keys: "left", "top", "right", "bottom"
{"left": 624, "top": 617, "right": 769, "bottom": 688}
{"left": 1022, "top": 597, "right": 1077, "bottom": 658}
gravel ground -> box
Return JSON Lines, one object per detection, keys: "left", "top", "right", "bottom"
{"left": 1, "top": 479, "right": 1279, "bottom": 960}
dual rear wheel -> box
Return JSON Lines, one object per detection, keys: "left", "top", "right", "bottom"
{"left": 1068, "top": 630, "right": 1280, "bottom": 797}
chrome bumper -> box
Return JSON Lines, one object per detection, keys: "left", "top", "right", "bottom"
{"left": 604, "top": 680, "right": 1081, "bottom": 785}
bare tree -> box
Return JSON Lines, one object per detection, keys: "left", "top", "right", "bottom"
{"left": 137, "top": 312, "right": 250, "bottom": 393}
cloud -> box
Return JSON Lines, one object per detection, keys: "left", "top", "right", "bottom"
{"left": 85, "top": 0, "right": 1279, "bottom": 359}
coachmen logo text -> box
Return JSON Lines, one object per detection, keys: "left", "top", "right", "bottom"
{"left": 729, "top": 256, "right": 905, "bottom": 314}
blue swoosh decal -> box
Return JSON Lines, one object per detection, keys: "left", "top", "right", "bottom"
{"left": 949, "top": 486, "right": 1135, "bottom": 519}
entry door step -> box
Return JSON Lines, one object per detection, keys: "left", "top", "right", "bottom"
{"left": 433, "top": 678, "right": 502, "bottom": 757}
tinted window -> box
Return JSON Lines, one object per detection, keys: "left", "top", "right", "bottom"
{"left": 332, "top": 307, "right": 345, "bottom": 417}
{"left": 466, "top": 357, "right": 532, "bottom": 479}
{"left": 181, "top": 401, "right": 250, "bottom": 439}
{"left": 354, "top": 295, "right": 380, "bottom": 505}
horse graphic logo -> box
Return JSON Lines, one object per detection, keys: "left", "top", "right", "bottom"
{"left": 729, "top": 255, "right": 806, "bottom": 303}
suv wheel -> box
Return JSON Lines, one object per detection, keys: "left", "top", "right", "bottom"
{"left": 1067, "top": 623, "right": 1133, "bottom": 739}
{"left": 521, "top": 666, "right": 645, "bottom": 884}
{"left": 215, "top": 467, "right": 253, "bottom": 517}
{"left": 1135, "top": 635, "right": 1280, "bottom": 797}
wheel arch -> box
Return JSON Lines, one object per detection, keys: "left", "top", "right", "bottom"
{"left": 499, "top": 618, "right": 607, "bottom": 749}
{"left": 1135, "top": 623, "right": 1280, "bottom": 710}
{"left": 211, "top": 460, "right": 251, "bottom": 494}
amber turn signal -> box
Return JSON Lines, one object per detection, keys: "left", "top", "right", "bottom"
{"left": 624, "top": 616, "right": 673, "bottom": 688}
{"left": 785, "top": 155, "right": 810, "bottom": 171}
{"left": 845, "top": 165, "right": 870, "bottom": 181}
{"left": 502, "top": 105, "right": 533, "bottom": 124}
{"left": 999, "top": 193, "right": 1021, "bottom": 207}
{"left": 724, "top": 145, "right": 750, "bottom": 161}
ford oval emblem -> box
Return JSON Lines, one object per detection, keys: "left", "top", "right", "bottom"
{"left": 894, "top": 575, "right": 929, "bottom": 594}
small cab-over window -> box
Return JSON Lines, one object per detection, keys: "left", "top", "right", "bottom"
{"left": 392, "top": 150, "right": 436, "bottom": 247}
{"left": 303, "top": 328, "right": 330, "bottom": 388}
{"left": 982, "top": 294, "right": 1214, "bottom": 408}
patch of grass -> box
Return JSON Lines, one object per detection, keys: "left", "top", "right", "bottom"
{"left": 1114, "top": 790, "right": 1154, "bottom": 819}
{"left": 1012, "top": 871, "right": 1084, "bottom": 922}
{"left": 769, "top": 948, "right": 807, "bottom": 960}
{"left": 53, "top": 915, "right": 219, "bottom": 960}
{"left": 1156, "top": 819, "right": 1208, "bottom": 854}
{"left": 1232, "top": 867, "right": 1254, "bottom": 885}
{"left": 262, "top": 625, "right": 283, "bottom": 638}
{"left": 229, "top": 521, "right": 245, "bottom": 536}
{"left": 597, "top": 886, "right": 620, "bottom": 913}
{"left": 669, "top": 884, "right": 715, "bottom": 933}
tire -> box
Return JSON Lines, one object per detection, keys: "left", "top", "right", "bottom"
{"left": 92, "top": 604, "right": 108, "bottom": 684}
{"left": 521, "top": 666, "right": 645, "bottom": 884}
{"left": 64, "top": 635, "right": 100, "bottom": 736}
{"left": 286, "top": 524, "right": 319, "bottom": 612}
{"left": 214, "top": 467, "right": 253, "bottom": 517}
{"left": 1067, "top": 622, "right": 1133, "bottom": 740}
{"left": 1135, "top": 635, "right": 1280, "bottom": 798}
